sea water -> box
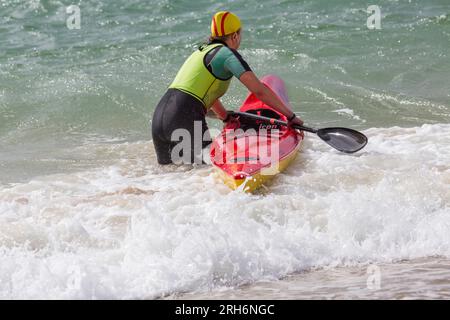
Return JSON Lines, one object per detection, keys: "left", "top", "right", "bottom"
{"left": 0, "top": 0, "right": 449, "bottom": 299}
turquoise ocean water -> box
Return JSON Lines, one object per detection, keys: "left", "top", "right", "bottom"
{"left": 0, "top": 0, "right": 449, "bottom": 299}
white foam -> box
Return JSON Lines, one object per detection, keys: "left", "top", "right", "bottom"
{"left": 0, "top": 124, "right": 449, "bottom": 299}
{"left": 306, "top": 86, "right": 347, "bottom": 108}
{"left": 332, "top": 108, "right": 364, "bottom": 122}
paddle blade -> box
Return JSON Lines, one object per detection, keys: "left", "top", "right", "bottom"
{"left": 317, "top": 127, "right": 368, "bottom": 153}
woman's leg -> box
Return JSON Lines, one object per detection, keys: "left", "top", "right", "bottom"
{"left": 151, "top": 91, "right": 175, "bottom": 165}
{"left": 151, "top": 89, "right": 209, "bottom": 165}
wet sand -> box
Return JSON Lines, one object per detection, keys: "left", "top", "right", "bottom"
{"left": 172, "top": 257, "right": 450, "bottom": 300}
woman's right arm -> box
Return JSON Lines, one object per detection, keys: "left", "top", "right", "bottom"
{"left": 239, "top": 71, "right": 303, "bottom": 126}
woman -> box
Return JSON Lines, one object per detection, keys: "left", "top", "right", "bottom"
{"left": 151, "top": 11, "right": 303, "bottom": 165}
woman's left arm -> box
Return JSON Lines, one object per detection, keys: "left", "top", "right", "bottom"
{"left": 210, "top": 99, "right": 228, "bottom": 121}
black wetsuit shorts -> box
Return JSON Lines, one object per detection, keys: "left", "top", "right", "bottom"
{"left": 151, "top": 89, "right": 211, "bottom": 165}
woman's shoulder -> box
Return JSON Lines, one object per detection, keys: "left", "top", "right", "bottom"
{"left": 216, "top": 45, "right": 244, "bottom": 60}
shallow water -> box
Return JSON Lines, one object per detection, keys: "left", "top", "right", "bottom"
{"left": 174, "top": 257, "right": 450, "bottom": 300}
{"left": 1, "top": 0, "right": 449, "bottom": 299}
{"left": 1, "top": 125, "right": 449, "bottom": 299}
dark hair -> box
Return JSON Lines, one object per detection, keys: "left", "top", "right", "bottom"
{"left": 208, "top": 34, "right": 232, "bottom": 43}
{"left": 208, "top": 29, "right": 241, "bottom": 44}
{"left": 199, "top": 29, "right": 241, "bottom": 51}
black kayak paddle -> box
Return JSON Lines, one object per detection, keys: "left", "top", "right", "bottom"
{"left": 230, "top": 111, "right": 368, "bottom": 154}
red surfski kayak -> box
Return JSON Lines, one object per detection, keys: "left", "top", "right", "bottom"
{"left": 210, "top": 75, "right": 304, "bottom": 192}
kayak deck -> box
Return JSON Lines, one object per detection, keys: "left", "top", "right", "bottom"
{"left": 210, "top": 75, "right": 304, "bottom": 192}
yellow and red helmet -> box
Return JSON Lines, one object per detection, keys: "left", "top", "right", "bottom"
{"left": 211, "top": 11, "right": 241, "bottom": 37}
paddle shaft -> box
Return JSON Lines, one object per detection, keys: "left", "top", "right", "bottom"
{"left": 230, "top": 111, "right": 368, "bottom": 153}
{"left": 231, "top": 111, "right": 318, "bottom": 133}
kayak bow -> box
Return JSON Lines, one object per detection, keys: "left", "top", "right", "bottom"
{"left": 210, "top": 75, "right": 304, "bottom": 192}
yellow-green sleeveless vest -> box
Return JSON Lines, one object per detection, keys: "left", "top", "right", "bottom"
{"left": 169, "top": 43, "right": 232, "bottom": 110}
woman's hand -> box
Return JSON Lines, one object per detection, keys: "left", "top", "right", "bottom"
{"left": 287, "top": 113, "right": 303, "bottom": 128}
{"left": 222, "top": 113, "right": 240, "bottom": 128}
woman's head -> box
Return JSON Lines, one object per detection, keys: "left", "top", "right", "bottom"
{"left": 210, "top": 11, "right": 242, "bottom": 49}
